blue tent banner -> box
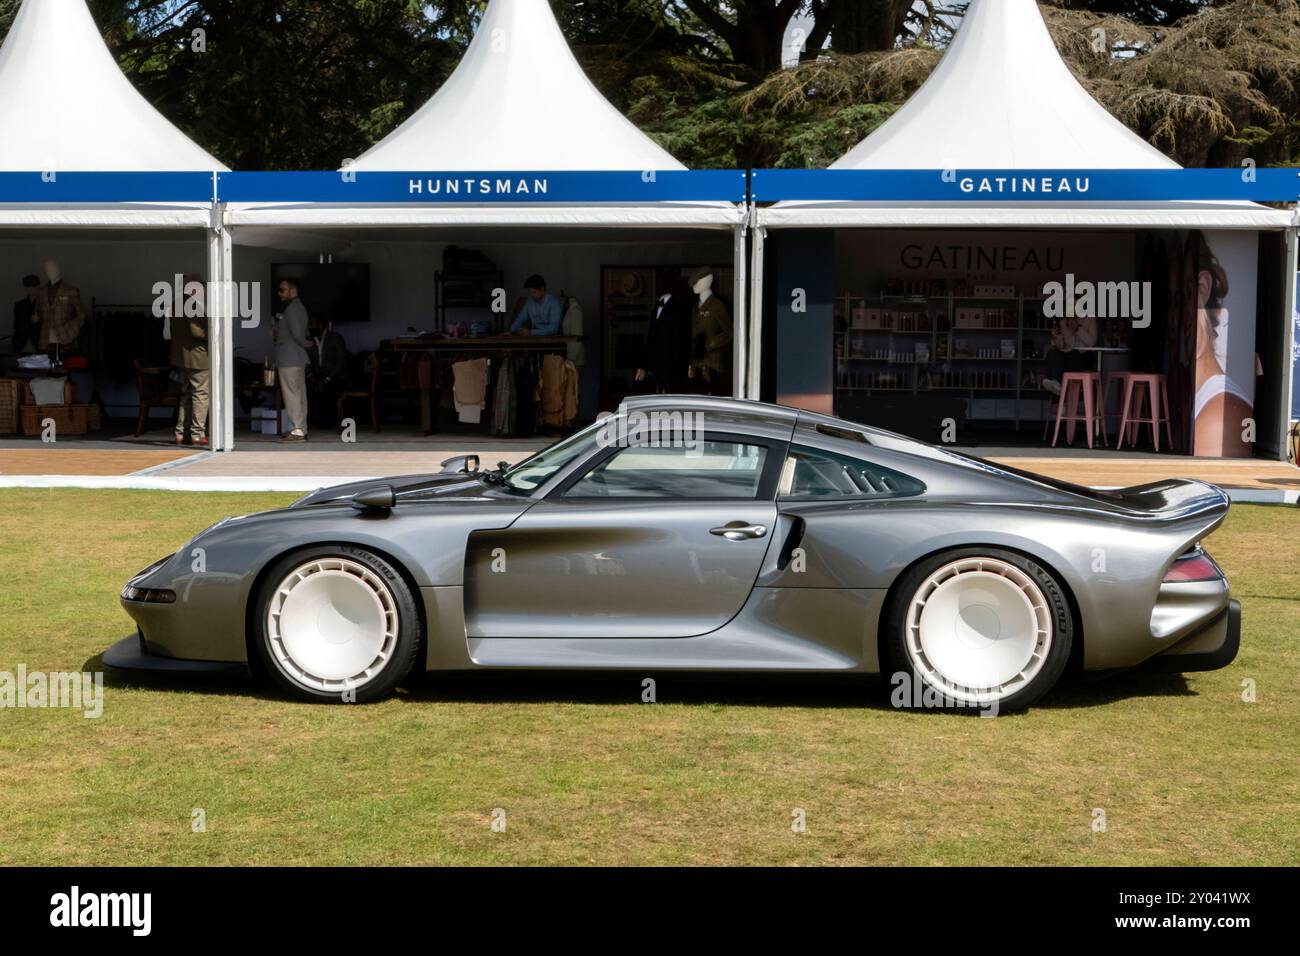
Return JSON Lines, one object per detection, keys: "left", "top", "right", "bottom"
{"left": 0, "top": 172, "right": 216, "bottom": 203}
{"left": 216, "top": 170, "right": 748, "bottom": 204}
{"left": 0, "top": 168, "right": 1297, "bottom": 205}
{"left": 751, "top": 168, "right": 1300, "bottom": 203}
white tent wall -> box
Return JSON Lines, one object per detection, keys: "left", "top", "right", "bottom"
{"left": 226, "top": 228, "right": 736, "bottom": 428}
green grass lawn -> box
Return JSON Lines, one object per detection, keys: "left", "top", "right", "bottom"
{"left": 0, "top": 488, "right": 1296, "bottom": 866}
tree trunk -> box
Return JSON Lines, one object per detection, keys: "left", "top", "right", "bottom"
{"left": 831, "top": 0, "right": 914, "bottom": 53}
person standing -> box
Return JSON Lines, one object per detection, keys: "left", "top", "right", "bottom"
{"left": 274, "top": 278, "right": 312, "bottom": 442}
{"left": 11, "top": 274, "right": 40, "bottom": 354}
{"left": 171, "top": 275, "right": 210, "bottom": 447}
{"left": 307, "top": 313, "right": 349, "bottom": 430}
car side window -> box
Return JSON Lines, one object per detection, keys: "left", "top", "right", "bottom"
{"left": 565, "top": 440, "right": 768, "bottom": 499}
{"left": 779, "top": 445, "right": 924, "bottom": 500}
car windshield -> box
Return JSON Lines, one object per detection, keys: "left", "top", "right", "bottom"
{"left": 501, "top": 420, "right": 605, "bottom": 492}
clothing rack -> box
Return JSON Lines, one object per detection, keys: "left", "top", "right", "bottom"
{"left": 91, "top": 300, "right": 167, "bottom": 412}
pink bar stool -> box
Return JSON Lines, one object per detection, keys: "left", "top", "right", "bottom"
{"left": 1103, "top": 371, "right": 1133, "bottom": 442}
{"left": 1116, "top": 373, "right": 1173, "bottom": 451}
{"left": 1051, "top": 372, "right": 1105, "bottom": 448}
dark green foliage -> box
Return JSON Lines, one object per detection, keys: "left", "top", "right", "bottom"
{"left": 0, "top": 0, "right": 1295, "bottom": 169}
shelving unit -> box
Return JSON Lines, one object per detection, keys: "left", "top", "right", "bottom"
{"left": 833, "top": 292, "right": 1065, "bottom": 431}
{"left": 434, "top": 268, "right": 505, "bottom": 332}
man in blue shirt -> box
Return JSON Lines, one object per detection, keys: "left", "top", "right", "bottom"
{"left": 511, "top": 274, "right": 563, "bottom": 336}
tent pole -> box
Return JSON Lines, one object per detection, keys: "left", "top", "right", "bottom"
{"left": 206, "top": 201, "right": 234, "bottom": 452}
{"left": 732, "top": 220, "right": 748, "bottom": 400}
{"left": 205, "top": 212, "right": 224, "bottom": 451}
{"left": 748, "top": 221, "right": 766, "bottom": 401}
{"left": 219, "top": 212, "right": 235, "bottom": 451}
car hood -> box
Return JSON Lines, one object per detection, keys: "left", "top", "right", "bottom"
{"left": 290, "top": 472, "right": 505, "bottom": 507}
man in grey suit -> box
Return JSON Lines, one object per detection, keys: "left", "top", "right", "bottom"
{"left": 274, "top": 277, "right": 312, "bottom": 442}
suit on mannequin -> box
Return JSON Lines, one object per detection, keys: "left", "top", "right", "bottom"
{"left": 636, "top": 281, "right": 692, "bottom": 393}
{"left": 688, "top": 268, "right": 732, "bottom": 396}
{"left": 32, "top": 260, "right": 86, "bottom": 351}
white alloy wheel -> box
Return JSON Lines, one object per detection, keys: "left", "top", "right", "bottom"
{"left": 265, "top": 556, "right": 400, "bottom": 693}
{"left": 904, "top": 557, "right": 1054, "bottom": 705}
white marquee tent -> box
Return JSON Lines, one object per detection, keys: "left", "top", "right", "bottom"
{"left": 220, "top": 0, "right": 747, "bottom": 448}
{"left": 748, "top": 0, "right": 1296, "bottom": 454}
{"left": 0, "top": 0, "right": 231, "bottom": 442}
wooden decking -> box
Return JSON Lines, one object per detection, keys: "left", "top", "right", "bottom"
{"left": 988, "top": 456, "right": 1300, "bottom": 492}
{"left": 0, "top": 448, "right": 193, "bottom": 477}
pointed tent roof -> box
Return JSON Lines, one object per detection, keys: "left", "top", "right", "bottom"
{"left": 832, "top": 0, "right": 1177, "bottom": 171}
{"left": 0, "top": 0, "right": 226, "bottom": 172}
{"left": 350, "top": 0, "right": 684, "bottom": 172}
{"left": 762, "top": 0, "right": 1290, "bottom": 227}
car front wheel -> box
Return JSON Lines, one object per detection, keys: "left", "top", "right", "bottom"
{"left": 887, "top": 548, "right": 1073, "bottom": 714}
{"left": 255, "top": 545, "right": 422, "bottom": 703}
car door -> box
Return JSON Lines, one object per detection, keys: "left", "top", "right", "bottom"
{"left": 465, "top": 433, "right": 785, "bottom": 638}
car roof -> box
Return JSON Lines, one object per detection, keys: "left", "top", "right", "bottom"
{"left": 620, "top": 394, "right": 799, "bottom": 423}
{"left": 618, "top": 396, "right": 931, "bottom": 449}
{"left": 616, "top": 394, "right": 800, "bottom": 442}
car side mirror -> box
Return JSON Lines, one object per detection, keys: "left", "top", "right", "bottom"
{"left": 351, "top": 485, "right": 396, "bottom": 512}
{"left": 439, "top": 454, "right": 480, "bottom": 474}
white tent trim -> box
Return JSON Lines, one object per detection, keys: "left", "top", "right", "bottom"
{"left": 756, "top": 201, "right": 1295, "bottom": 230}
{"left": 0, "top": 204, "right": 213, "bottom": 228}
{"left": 226, "top": 203, "right": 744, "bottom": 228}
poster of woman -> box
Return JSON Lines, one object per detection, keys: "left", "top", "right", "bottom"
{"left": 1292, "top": 277, "right": 1300, "bottom": 422}
{"left": 1188, "top": 231, "right": 1256, "bottom": 458}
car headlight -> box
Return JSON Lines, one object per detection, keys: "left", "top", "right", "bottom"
{"left": 122, "top": 553, "right": 177, "bottom": 603}
{"left": 121, "top": 584, "right": 176, "bottom": 604}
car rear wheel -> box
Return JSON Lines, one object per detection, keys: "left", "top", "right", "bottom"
{"left": 887, "top": 548, "right": 1072, "bottom": 713}
{"left": 255, "top": 545, "right": 422, "bottom": 703}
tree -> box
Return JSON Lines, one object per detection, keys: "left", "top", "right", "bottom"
{"left": 0, "top": 0, "right": 467, "bottom": 169}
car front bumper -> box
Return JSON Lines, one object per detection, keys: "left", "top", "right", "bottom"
{"left": 103, "top": 631, "right": 248, "bottom": 675}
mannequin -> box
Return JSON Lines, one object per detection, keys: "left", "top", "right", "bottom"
{"left": 636, "top": 278, "right": 691, "bottom": 393}
{"left": 687, "top": 268, "right": 732, "bottom": 396}
{"left": 32, "top": 259, "right": 86, "bottom": 352}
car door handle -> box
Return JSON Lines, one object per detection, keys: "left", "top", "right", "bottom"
{"left": 710, "top": 523, "right": 768, "bottom": 541}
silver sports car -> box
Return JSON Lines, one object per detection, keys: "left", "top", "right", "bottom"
{"left": 107, "top": 396, "right": 1240, "bottom": 712}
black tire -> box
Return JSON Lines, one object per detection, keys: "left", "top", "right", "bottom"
{"left": 254, "top": 545, "right": 423, "bottom": 703}
{"left": 884, "top": 547, "right": 1073, "bottom": 714}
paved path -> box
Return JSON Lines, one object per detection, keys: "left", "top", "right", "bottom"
{"left": 0, "top": 441, "right": 1296, "bottom": 502}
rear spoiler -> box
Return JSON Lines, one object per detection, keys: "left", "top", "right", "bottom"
{"left": 1105, "top": 479, "right": 1231, "bottom": 524}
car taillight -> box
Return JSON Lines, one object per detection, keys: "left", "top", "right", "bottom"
{"left": 1164, "top": 550, "right": 1223, "bottom": 583}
